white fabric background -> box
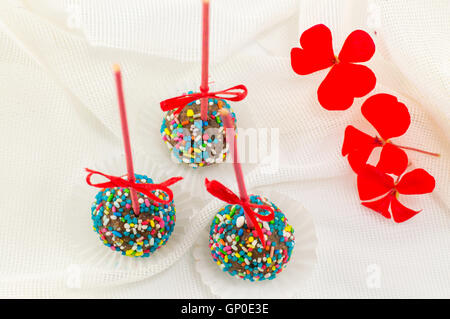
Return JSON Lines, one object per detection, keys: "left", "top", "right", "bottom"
{"left": 0, "top": 0, "right": 449, "bottom": 298}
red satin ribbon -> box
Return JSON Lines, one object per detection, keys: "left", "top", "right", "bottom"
{"left": 205, "top": 178, "right": 274, "bottom": 247}
{"left": 160, "top": 84, "right": 248, "bottom": 115}
{"left": 85, "top": 168, "right": 182, "bottom": 205}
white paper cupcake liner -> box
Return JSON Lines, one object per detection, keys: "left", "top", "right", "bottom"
{"left": 192, "top": 190, "right": 318, "bottom": 298}
{"left": 62, "top": 152, "right": 206, "bottom": 289}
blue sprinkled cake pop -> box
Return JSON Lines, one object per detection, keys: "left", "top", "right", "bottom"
{"left": 205, "top": 109, "right": 295, "bottom": 281}
{"left": 88, "top": 172, "right": 181, "bottom": 258}
{"left": 209, "top": 194, "right": 295, "bottom": 281}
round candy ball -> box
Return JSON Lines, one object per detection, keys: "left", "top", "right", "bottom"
{"left": 161, "top": 96, "right": 236, "bottom": 168}
{"left": 209, "top": 195, "right": 295, "bottom": 281}
{"left": 90, "top": 174, "right": 176, "bottom": 257}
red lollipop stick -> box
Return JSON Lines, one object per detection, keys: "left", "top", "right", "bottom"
{"left": 219, "top": 109, "right": 255, "bottom": 229}
{"left": 113, "top": 64, "right": 140, "bottom": 215}
{"left": 200, "top": 0, "right": 210, "bottom": 121}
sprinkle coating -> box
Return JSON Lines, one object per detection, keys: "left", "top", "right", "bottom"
{"left": 161, "top": 95, "right": 236, "bottom": 168}
{"left": 90, "top": 174, "right": 176, "bottom": 257}
{"left": 209, "top": 195, "right": 295, "bottom": 281}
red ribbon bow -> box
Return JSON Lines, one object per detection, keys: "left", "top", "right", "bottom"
{"left": 205, "top": 178, "right": 274, "bottom": 247}
{"left": 160, "top": 84, "right": 248, "bottom": 115}
{"left": 85, "top": 168, "right": 183, "bottom": 205}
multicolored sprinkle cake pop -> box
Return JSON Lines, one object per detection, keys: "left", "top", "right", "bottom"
{"left": 86, "top": 65, "right": 182, "bottom": 257}
{"left": 87, "top": 170, "right": 181, "bottom": 257}
{"left": 159, "top": 0, "right": 247, "bottom": 168}
{"left": 161, "top": 97, "right": 238, "bottom": 167}
{"left": 204, "top": 109, "right": 295, "bottom": 280}
{"left": 208, "top": 192, "right": 295, "bottom": 281}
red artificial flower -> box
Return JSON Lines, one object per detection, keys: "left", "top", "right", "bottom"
{"left": 357, "top": 147, "right": 435, "bottom": 223}
{"left": 342, "top": 93, "right": 411, "bottom": 174}
{"left": 291, "top": 24, "right": 376, "bottom": 110}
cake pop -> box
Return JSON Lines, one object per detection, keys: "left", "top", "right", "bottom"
{"left": 204, "top": 109, "right": 295, "bottom": 280}
{"left": 87, "top": 170, "right": 182, "bottom": 257}
{"left": 86, "top": 65, "right": 182, "bottom": 257}
{"left": 161, "top": 96, "right": 239, "bottom": 168}
{"left": 159, "top": 0, "right": 247, "bottom": 168}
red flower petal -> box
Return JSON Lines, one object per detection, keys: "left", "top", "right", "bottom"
{"left": 361, "top": 93, "right": 411, "bottom": 140}
{"left": 357, "top": 165, "right": 395, "bottom": 201}
{"left": 291, "top": 24, "right": 335, "bottom": 75}
{"left": 362, "top": 194, "right": 392, "bottom": 219}
{"left": 376, "top": 143, "right": 408, "bottom": 176}
{"left": 347, "top": 145, "right": 378, "bottom": 174}
{"left": 396, "top": 169, "right": 436, "bottom": 195}
{"left": 339, "top": 30, "right": 375, "bottom": 63}
{"left": 342, "top": 126, "right": 381, "bottom": 173}
{"left": 317, "top": 63, "right": 376, "bottom": 110}
{"left": 342, "top": 125, "right": 377, "bottom": 156}
{"left": 390, "top": 196, "right": 421, "bottom": 223}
